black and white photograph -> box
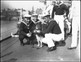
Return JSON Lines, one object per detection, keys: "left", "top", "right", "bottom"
{"left": 0, "top": 0, "right": 80, "bottom": 62}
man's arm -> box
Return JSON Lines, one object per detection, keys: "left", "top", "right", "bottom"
{"left": 43, "top": 5, "right": 52, "bottom": 14}
{"left": 42, "top": 21, "right": 55, "bottom": 34}
{"left": 19, "top": 23, "right": 28, "bottom": 36}
{"left": 51, "top": 5, "right": 56, "bottom": 19}
{"left": 63, "top": 4, "right": 69, "bottom": 17}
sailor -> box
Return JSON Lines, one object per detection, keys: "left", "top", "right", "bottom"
{"left": 51, "top": 0, "right": 69, "bottom": 40}
{"left": 38, "top": 13, "right": 64, "bottom": 52}
{"left": 18, "top": 14, "right": 31, "bottom": 46}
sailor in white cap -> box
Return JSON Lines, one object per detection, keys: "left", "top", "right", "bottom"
{"left": 51, "top": 0, "right": 69, "bottom": 40}
{"left": 11, "top": 14, "right": 31, "bottom": 41}
{"left": 68, "top": 0, "right": 80, "bottom": 49}
{"left": 36, "top": 13, "right": 65, "bottom": 52}
{"left": 42, "top": 0, "right": 57, "bottom": 18}
{"left": 17, "top": 14, "right": 32, "bottom": 46}
{"left": 31, "top": 14, "right": 39, "bottom": 24}
{"left": 67, "top": 0, "right": 80, "bottom": 59}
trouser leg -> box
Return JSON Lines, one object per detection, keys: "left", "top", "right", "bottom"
{"left": 19, "top": 35, "right": 24, "bottom": 45}
{"left": 59, "top": 17, "right": 64, "bottom": 40}
{"left": 71, "top": 17, "right": 78, "bottom": 47}
{"left": 54, "top": 15, "right": 64, "bottom": 40}
{"left": 45, "top": 33, "right": 64, "bottom": 47}
{"left": 41, "top": 33, "right": 63, "bottom": 48}
{"left": 69, "top": 25, "right": 72, "bottom": 34}
{"left": 41, "top": 37, "right": 55, "bottom": 48}
{"left": 30, "top": 34, "right": 36, "bottom": 45}
{"left": 74, "top": 16, "right": 80, "bottom": 59}
{"left": 45, "top": 33, "right": 63, "bottom": 41}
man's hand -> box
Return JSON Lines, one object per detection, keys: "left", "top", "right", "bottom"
{"left": 37, "top": 30, "right": 41, "bottom": 33}
{"left": 34, "top": 30, "right": 37, "bottom": 33}
{"left": 34, "top": 30, "right": 41, "bottom": 33}
{"left": 26, "top": 33, "right": 31, "bottom": 37}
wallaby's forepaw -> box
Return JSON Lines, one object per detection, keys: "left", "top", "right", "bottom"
{"left": 11, "top": 33, "right": 15, "bottom": 37}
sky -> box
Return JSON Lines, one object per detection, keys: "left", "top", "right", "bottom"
{"left": 1, "top": 1, "right": 41, "bottom": 10}
{"left": 1, "top": 0, "right": 51, "bottom": 11}
{"left": 1, "top": 0, "right": 71, "bottom": 11}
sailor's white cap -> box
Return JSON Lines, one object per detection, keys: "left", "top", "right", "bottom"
{"left": 23, "top": 14, "right": 31, "bottom": 18}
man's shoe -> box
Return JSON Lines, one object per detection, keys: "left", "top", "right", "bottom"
{"left": 26, "top": 42, "right": 30, "bottom": 45}
{"left": 68, "top": 47, "right": 77, "bottom": 50}
{"left": 22, "top": 43, "right": 25, "bottom": 46}
{"left": 55, "top": 41, "right": 66, "bottom": 47}
{"left": 31, "top": 44, "right": 34, "bottom": 48}
{"left": 59, "top": 41, "right": 66, "bottom": 46}
{"left": 47, "top": 46, "right": 56, "bottom": 52}
{"left": 20, "top": 43, "right": 24, "bottom": 46}
{"left": 55, "top": 42, "right": 59, "bottom": 47}
{"left": 67, "top": 33, "right": 71, "bottom": 36}
{"left": 36, "top": 47, "right": 41, "bottom": 49}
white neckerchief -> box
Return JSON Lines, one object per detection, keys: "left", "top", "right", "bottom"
{"left": 56, "top": 2, "right": 63, "bottom": 6}
{"left": 32, "top": 20, "right": 38, "bottom": 24}
{"left": 21, "top": 21, "right": 27, "bottom": 26}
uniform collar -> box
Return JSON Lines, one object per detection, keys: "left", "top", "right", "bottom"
{"left": 21, "top": 21, "right": 28, "bottom": 26}
{"left": 56, "top": 2, "right": 63, "bottom": 6}
{"left": 32, "top": 20, "right": 39, "bottom": 24}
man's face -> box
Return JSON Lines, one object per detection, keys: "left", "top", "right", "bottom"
{"left": 31, "top": 16, "right": 37, "bottom": 22}
{"left": 51, "top": 1, "right": 56, "bottom": 5}
{"left": 43, "top": 17, "right": 49, "bottom": 23}
{"left": 56, "top": 0, "right": 61, "bottom": 5}
{"left": 24, "top": 18, "right": 30, "bottom": 24}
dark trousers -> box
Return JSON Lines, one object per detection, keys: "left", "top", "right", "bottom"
{"left": 19, "top": 35, "right": 30, "bottom": 45}
{"left": 29, "top": 33, "right": 37, "bottom": 45}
